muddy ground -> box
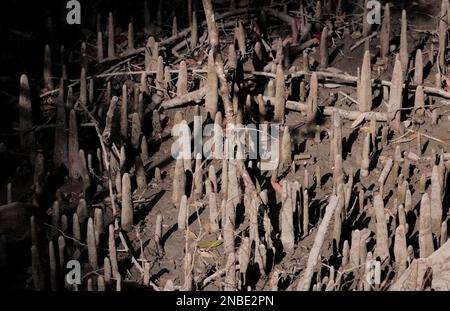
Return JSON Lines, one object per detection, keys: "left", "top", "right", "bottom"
{"left": 0, "top": 0, "right": 449, "bottom": 291}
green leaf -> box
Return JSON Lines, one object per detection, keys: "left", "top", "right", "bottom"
{"left": 198, "top": 239, "right": 223, "bottom": 249}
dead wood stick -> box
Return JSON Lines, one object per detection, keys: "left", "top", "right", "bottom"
{"left": 290, "top": 38, "right": 319, "bottom": 55}
{"left": 297, "top": 194, "right": 340, "bottom": 291}
{"left": 406, "top": 151, "right": 450, "bottom": 162}
{"left": 263, "top": 96, "right": 389, "bottom": 121}
{"left": 339, "top": 91, "right": 360, "bottom": 106}
{"left": 202, "top": 264, "right": 240, "bottom": 287}
{"left": 161, "top": 87, "right": 206, "bottom": 109}
{"left": 413, "top": 130, "right": 450, "bottom": 146}
{"left": 350, "top": 32, "right": 378, "bottom": 51}
{"left": 249, "top": 71, "right": 277, "bottom": 78}
{"left": 118, "top": 231, "right": 144, "bottom": 274}
{"left": 290, "top": 71, "right": 450, "bottom": 99}
{"left": 320, "top": 108, "right": 388, "bottom": 121}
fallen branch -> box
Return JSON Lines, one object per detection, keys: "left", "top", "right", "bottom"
{"left": 339, "top": 91, "right": 360, "bottom": 106}
{"left": 412, "top": 130, "right": 450, "bottom": 146}
{"left": 161, "top": 87, "right": 206, "bottom": 109}
{"left": 202, "top": 264, "right": 240, "bottom": 288}
{"left": 118, "top": 231, "right": 144, "bottom": 274}
{"left": 350, "top": 32, "right": 378, "bottom": 51}
{"left": 406, "top": 151, "right": 450, "bottom": 162}
{"left": 289, "top": 70, "right": 450, "bottom": 98}
{"left": 263, "top": 96, "right": 389, "bottom": 121}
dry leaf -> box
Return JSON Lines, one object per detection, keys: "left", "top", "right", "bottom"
{"left": 271, "top": 179, "right": 282, "bottom": 195}
{"left": 202, "top": 222, "right": 212, "bottom": 233}
{"left": 351, "top": 31, "right": 362, "bottom": 39}
{"left": 198, "top": 249, "right": 217, "bottom": 259}
{"left": 186, "top": 229, "right": 198, "bottom": 241}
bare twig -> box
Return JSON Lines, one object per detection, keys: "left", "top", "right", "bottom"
{"left": 350, "top": 32, "right": 378, "bottom": 51}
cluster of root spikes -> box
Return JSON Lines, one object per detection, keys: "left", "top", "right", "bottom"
{"left": 1, "top": 0, "right": 450, "bottom": 291}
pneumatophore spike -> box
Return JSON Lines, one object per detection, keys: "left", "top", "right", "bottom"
{"left": 319, "top": 27, "right": 329, "bottom": 69}
{"left": 107, "top": 12, "right": 115, "bottom": 59}
{"left": 380, "top": 3, "right": 390, "bottom": 59}
{"left": 359, "top": 50, "right": 372, "bottom": 112}
{"left": 414, "top": 49, "right": 423, "bottom": 85}
{"left": 388, "top": 58, "right": 403, "bottom": 130}
{"left": 43, "top": 44, "right": 54, "bottom": 91}
{"left": 399, "top": 10, "right": 408, "bottom": 77}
